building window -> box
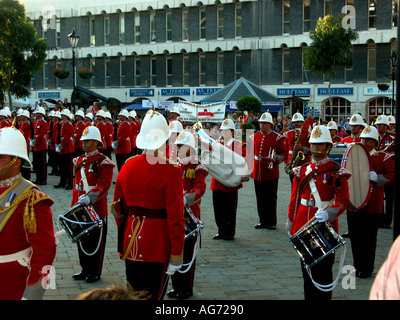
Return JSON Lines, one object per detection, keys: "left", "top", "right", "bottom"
{"left": 166, "top": 9, "right": 172, "bottom": 42}
{"left": 104, "top": 15, "right": 110, "bottom": 45}
{"left": 134, "top": 57, "right": 140, "bottom": 87}
{"left": 56, "top": 19, "right": 61, "bottom": 47}
{"left": 393, "top": 0, "right": 399, "bottom": 27}
{"left": 235, "top": 3, "right": 242, "bottom": 38}
{"left": 120, "top": 56, "right": 125, "bottom": 86}
{"left": 199, "top": 52, "right": 206, "bottom": 85}
{"left": 234, "top": 50, "right": 242, "bottom": 80}
{"left": 150, "top": 56, "right": 157, "bottom": 86}
{"left": 283, "top": 1, "right": 290, "bottom": 34}
{"left": 43, "top": 62, "right": 48, "bottom": 88}
{"left": 368, "top": 97, "right": 395, "bottom": 123}
{"left": 105, "top": 57, "right": 110, "bottom": 87}
{"left": 89, "top": 57, "right": 95, "bottom": 88}
{"left": 90, "top": 16, "right": 95, "bottom": 46}
{"left": 369, "top": 0, "right": 377, "bottom": 28}
{"left": 217, "top": 4, "right": 224, "bottom": 39}
{"left": 55, "top": 59, "right": 62, "bottom": 88}
{"left": 200, "top": 6, "right": 206, "bottom": 40}
{"left": 150, "top": 11, "right": 156, "bottom": 42}
{"left": 182, "top": 7, "right": 189, "bottom": 41}
{"left": 134, "top": 12, "right": 140, "bottom": 43}
{"left": 324, "top": 97, "right": 351, "bottom": 124}
{"left": 166, "top": 55, "right": 172, "bottom": 86}
{"left": 217, "top": 52, "right": 224, "bottom": 85}
{"left": 324, "top": 0, "right": 332, "bottom": 16}
{"left": 282, "top": 47, "right": 290, "bottom": 83}
{"left": 119, "top": 13, "right": 125, "bottom": 45}
{"left": 367, "top": 41, "right": 376, "bottom": 82}
{"left": 302, "top": 46, "right": 309, "bottom": 83}
{"left": 183, "top": 53, "right": 189, "bottom": 86}
{"left": 303, "top": 1, "right": 310, "bottom": 33}
{"left": 344, "top": 49, "right": 353, "bottom": 82}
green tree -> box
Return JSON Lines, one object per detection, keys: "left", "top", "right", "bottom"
{"left": 0, "top": 0, "right": 47, "bottom": 108}
{"left": 236, "top": 95, "right": 262, "bottom": 114}
{"left": 304, "top": 15, "right": 358, "bottom": 117}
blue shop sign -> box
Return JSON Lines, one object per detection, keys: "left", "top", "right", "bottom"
{"left": 277, "top": 88, "right": 311, "bottom": 96}
{"left": 38, "top": 92, "right": 61, "bottom": 99}
{"left": 196, "top": 88, "right": 221, "bottom": 96}
{"left": 317, "top": 87, "right": 354, "bottom": 95}
{"left": 161, "top": 88, "right": 191, "bottom": 96}
{"left": 129, "top": 89, "right": 155, "bottom": 97}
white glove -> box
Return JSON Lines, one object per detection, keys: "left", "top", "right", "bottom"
{"left": 166, "top": 263, "right": 182, "bottom": 276}
{"left": 112, "top": 141, "right": 118, "bottom": 149}
{"left": 315, "top": 209, "right": 329, "bottom": 222}
{"left": 78, "top": 195, "right": 91, "bottom": 205}
{"left": 30, "top": 139, "right": 36, "bottom": 147}
{"left": 369, "top": 171, "right": 378, "bottom": 183}
{"left": 55, "top": 144, "right": 63, "bottom": 153}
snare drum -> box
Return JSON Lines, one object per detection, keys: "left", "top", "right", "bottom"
{"left": 289, "top": 220, "right": 345, "bottom": 269}
{"left": 58, "top": 204, "right": 103, "bottom": 243}
{"left": 184, "top": 206, "right": 204, "bottom": 239}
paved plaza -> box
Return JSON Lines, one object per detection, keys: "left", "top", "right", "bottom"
{"left": 41, "top": 158, "right": 394, "bottom": 301}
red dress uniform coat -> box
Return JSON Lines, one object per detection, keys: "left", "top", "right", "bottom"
{"left": 59, "top": 121, "right": 75, "bottom": 154}
{"left": 72, "top": 151, "right": 115, "bottom": 217}
{"left": 0, "top": 178, "right": 56, "bottom": 300}
{"left": 251, "top": 130, "right": 288, "bottom": 181}
{"left": 105, "top": 121, "right": 113, "bottom": 149}
{"left": 283, "top": 128, "right": 311, "bottom": 166}
{"left": 210, "top": 139, "right": 249, "bottom": 192}
{"left": 32, "top": 119, "right": 49, "bottom": 152}
{"left": 73, "top": 121, "right": 85, "bottom": 150}
{"left": 340, "top": 135, "right": 361, "bottom": 144}
{"left": 378, "top": 132, "right": 395, "bottom": 154}
{"left": 18, "top": 121, "right": 31, "bottom": 152}
{"left": 114, "top": 121, "right": 131, "bottom": 154}
{"left": 331, "top": 135, "right": 342, "bottom": 144}
{"left": 48, "top": 122, "right": 58, "bottom": 151}
{"left": 287, "top": 160, "right": 351, "bottom": 235}
{"left": 129, "top": 121, "right": 137, "bottom": 150}
{"left": 113, "top": 154, "right": 185, "bottom": 265}
{"left": 95, "top": 121, "right": 107, "bottom": 151}
{"left": 0, "top": 120, "right": 9, "bottom": 128}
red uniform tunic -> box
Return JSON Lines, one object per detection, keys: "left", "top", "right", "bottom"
{"left": 48, "top": 122, "right": 58, "bottom": 151}
{"left": 18, "top": 121, "right": 31, "bottom": 152}
{"left": 105, "top": 121, "right": 113, "bottom": 149}
{"left": 340, "top": 134, "right": 361, "bottom": 144}
{"left": 114, "top": 121, "right": 131, "bottom": 155}
{"left": 283, "top": 128, "right": 311, "bottom": 166}
{"left": 0, "top": 119, "right": 9, "bottom": 128}
{"left": 73, "top": 121, "right": 85, "bottom": 150}
{"left": 58, "top": 121, "right": 75, "bottom": 154}
{"left": 95, "top": 121, "right": 107, "bottom": 151}
{"left": 378, "top": 132, "right": 395, "bottom": 154}
{"left": 0, "top": 177, "right": 56, "bottom": 300}
{"left": 72, "top": 151, "right": 115, "bottom": 217}
{"left": 250, "top": 130, "right": 287, "bottom": 181}
{"left": 288, "top": 159, "right": 351, "bottom": 235}
{"left": 331, "top": 135, "right": 342, "bottom": 144}
{"left": 113, "top": 153, "right": 185, "bottom": 264}
{"left": 129, "top": 120, "right": 137, "bottom": 150}
{"left": 32, "top": 119, "right": 49, "bottom": 152}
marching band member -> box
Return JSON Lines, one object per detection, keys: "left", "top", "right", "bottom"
{"left": 375, "top": 115, "right": 395, "bottom": 229}
{"left": 47, "top": 111, "right": 60, "bottom": 177}
{"left": 95, "top": 110, "right": 108, "bottom": 154}
{"left": 388, "top": 115, "right": 396, "bottom": 133}
{"left": 211, "top": 118, "right": 249, "bottom": 240}
{"left": 167, "top": 120, "right": 184, "bottom": 162}
{"left": 168, "top": 106, "right": 183, "bottom": 126}
{"left": 340, "top": 114, "right": 364, "bottom": 144}
{"left": 251, "top": 112, "right": 287, "bottom": 230}
{"left": 31, "top": 107, "right": 48, "bottom": 186}
{"left": 84, "top": 112, "right": 93, "bottom": 128}
{"left": 130, "top": 110, "right": 141, "bottom": 156}
{"left": 53, "top": 109, "right": 75, "bottom": 190}
{"left": 168, "top": 131, "right": 208, "bottom": 300}
{"left": 0, "top": 109, "right": 10, "bottom": 128}
{"left": 73, "top": 110, "right": 86, "bottom": 158}
{"left": 112, "top": 109, "right": 131, "bottom": 171}
{"left": 327, "top": 120, "right": 342, "bottom": 143}
{"left": 0, "top": 127, "right": 56, "bottom": 300}
{"left": 286, "top": 125, "right": 351, "bottom": 300}
{"left": 283, "top": 112, "right": 311, "bottom": 184}
{"left": 347, "top": 125, "right": 395, "bottom": 278}
{"left": 104, "top": 111, "right": 113, "bottom": 159}
{"left": 16, "top": 110, "right": 32, "bottom": 180}
{"left": 112, "top": 108, "right": 185, "bottom": 300}
{"left": 71, "top": 126, "right": 115, "bottom": 283}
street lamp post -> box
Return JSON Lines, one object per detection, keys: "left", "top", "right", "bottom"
{"left": 68, "top": 29, "right": 80, "bottom": 112}
{"left": 390, "top": 51, "right": 397, "bottom": 114}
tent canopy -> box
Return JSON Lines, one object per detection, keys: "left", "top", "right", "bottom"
{"left": 200, "top": 77, "right": 283, "bottom": 112}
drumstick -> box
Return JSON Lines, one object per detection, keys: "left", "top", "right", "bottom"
{"left": 72, "top": 190, "right": 92, "bottom": 207}
{"left": 299, "top": 204, "right": 331, "bottom": 230}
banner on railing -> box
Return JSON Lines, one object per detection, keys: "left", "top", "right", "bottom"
{"left": 178, "top": 101, "right": 226, "bottom": 123}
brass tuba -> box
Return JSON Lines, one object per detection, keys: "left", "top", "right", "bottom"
{"left": 285, "top": 128, "right": 305, "bottom": 174}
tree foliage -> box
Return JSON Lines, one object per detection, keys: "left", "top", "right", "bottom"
{"left": 0, "top": 0, "right": 47, "bottom": 107}
{"left": 236, "top": 95, "right": 262, "bottom": 114}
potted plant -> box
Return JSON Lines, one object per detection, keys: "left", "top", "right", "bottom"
{"left": 377, "top": 83, "right": 390, "bottom": 91}
{"left": 52, "top": 67, "right": 69, "bottom": 79}
{"left": 78, "top": 67, "right": 94, "bottom": 79}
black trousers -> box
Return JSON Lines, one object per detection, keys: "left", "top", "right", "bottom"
{"left": 48, "top": 149, "right": 59, "bottom": 174}
{"left": 77, "top": 217, "right": 107, "bottom": 277}
{"left": 300, "top": 253, "right": 335, "bottom": 301}
{"left": 32, "top": 150, "right": 47, "bottom": 183}
{"left": 212, "top": 190, "right": 238, "bottom": 238}
{"left": 347, "top": 210, "right": 379, "bottom": 276}
{"left": 21, "top": 151, "right": 31, "bottom": 181}
{"left": 254, "top": 179, "right": 278, "bottom": 227}
{"left": 58, "top": 153, "right": 73, "bottom": 187}
{"left": 171, "top": 234, "right": 197, "bottom": 294}
{"left": 125, "top": 260, "right": 169, "bottom": 300}
{"left": 380, "top": 185, "right": 394, "bottom": 227}
{"left": 115, "top": 153, "right": 130, "bottom": 172}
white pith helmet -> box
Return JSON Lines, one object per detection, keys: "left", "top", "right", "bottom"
{"left": 349, "top": 114, "right": 364, "bottom": 126}
{"left": 54, "top": 111, "right": 61, "bottom": 119}
{"left": 85, "top": 112, "right": 93, "bottom": 120}
{"left": 129, "top": 110, "right": 137, "bottom": 118}
{"left": 169, "top": 120, "right": 184, "bottom": 133}
{"left": 292, "top": 112, "right": 305, "bottom": 122}
{"left": 80, "top": 126, "right": 104, "bottom": 148}
{"left": 34, "top": 107, "right": 46, "bottom": 116}
{"left": 327, "top": 120, "right": 338, "bottom": 131}
{"left": 0, "top": 110, "right": 9, "bottom": 118}
{"left": 136, "top": 109, "right": 171, "bottom": 150}
{"left": 105, "top": 111, "right": 112, "bottom": 120}
{"left": 60, "top": 109, "right": 73, "bottom": 120}
{"left": 175, "top": 131, "right": 196, "bottom": 150}
{"left": 17, "top": 110, "right": 30, "bottom": 119}
{"left": 259, "top": 112, "right": 274, "bottom": 125}
{"left": 0, "top": 127, "right": 31, "bottom": 168}
{"left": 388, "top": 115, "right": 396, "bottom": 124}
{"left": 309, "top": 125, "right": 333, "bottom": 146}
{"left": 75, "top": 110, "right": 85, "bottom": 119}
{"left": 96, "top": 109, "right": 106, "bottom": 119}
{"left": 374, "top": 115, "right": 390, "bottom": 127}
{"left": 118, "top": 109, "right": 129, "bottom": 119}
{"left": 360, "top": 125, "right": 379, "bottom": 145}
{"left": 220, "top": 118, "right": 236, "bottom": 131}
{"left": 170, "top": 106, "right": 180, "bottom": 115}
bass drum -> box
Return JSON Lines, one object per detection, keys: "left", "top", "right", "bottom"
{"left": 341, "top": 142, "right": 373, "bottom": 210}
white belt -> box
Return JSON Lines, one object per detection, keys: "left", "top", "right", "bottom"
{"left": 300, "top": 198, "right": 334, "bottom": 208}
{"left": 0, "top": 247, "right": 32, "bottom": 266}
